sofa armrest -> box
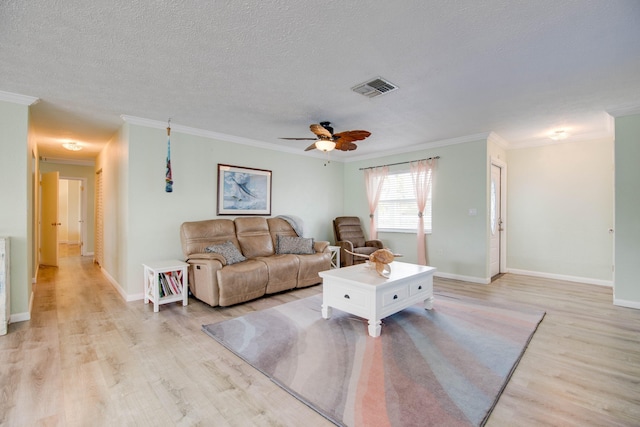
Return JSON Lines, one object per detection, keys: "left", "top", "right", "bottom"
{"left": 187, "top": 252, "right": 227, "bottom": 266}
{"left": 314, "top": 240, "right": 330, "bottom": 253}
{"left": 365, "top": 239, "right": 384, "bottom": 249}
{"left": 185, "top": 255, "right": 225, "bottom": 307}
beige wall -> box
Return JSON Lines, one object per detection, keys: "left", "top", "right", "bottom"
{"left": 343, "top": 137, "right": 490, "bottom": 282}
{"left": 507, "top": 138, "right": 614, "bottom": 284}
{"left": 98, "top": 122, "right": 345, "bottom": 299}
{"left": 95, "top": 128, "right": 127, "bottom": 298}
{"left": 0, "top": 99, "right": 33, "bottom": 320}
{"left": 614, "top": 112, "right": 640, "bottom": 307}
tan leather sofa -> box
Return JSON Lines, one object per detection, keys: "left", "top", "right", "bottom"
{"left": 180, "top": 217, "right": 331, "bottom": 307}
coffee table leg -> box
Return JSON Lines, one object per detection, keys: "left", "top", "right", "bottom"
{"left": 424, "top": 296, "right": 434, "bottom": 310}
{"left": 322, "top": 304, "right": 332, "bottom": 319}
{"left": 368, "top": 319, "right": 382, "bottom": 337}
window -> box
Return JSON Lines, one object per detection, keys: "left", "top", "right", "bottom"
{"left": 376, "top": 170, "right": 432, "bottom": 233}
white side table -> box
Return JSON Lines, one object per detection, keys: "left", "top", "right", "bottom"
{"left": 328, "top": 245, "right": 341, "bottom": 269}
{"left": 143, "top": 260, "right": 189, "bottom": 312}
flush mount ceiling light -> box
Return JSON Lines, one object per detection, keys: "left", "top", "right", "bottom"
{"left": 549, "top": 130, "right": 569, "bottom": 141}
{"left": 62, "top": 141, "right": 83, "bottom": 151}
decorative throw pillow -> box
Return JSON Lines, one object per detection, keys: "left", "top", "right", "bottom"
{"left": 276, "top": 235, "right": 315, "bottom": 255}
{"left": 205, "top": 241, "right": 246, "bottom": 265}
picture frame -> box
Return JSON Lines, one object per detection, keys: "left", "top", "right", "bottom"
{"left": 217, "top": 164, "right": 272, "bottom": 215}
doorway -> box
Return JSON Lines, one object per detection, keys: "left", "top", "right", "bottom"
{"left": 59, "top": 178, "right": 87, "bottom": 258}
{"left": 40, "top": 174, "right": 88, "bottom": 266}
{"left": 490, "top": 158, "right": 507, "bottom": 279}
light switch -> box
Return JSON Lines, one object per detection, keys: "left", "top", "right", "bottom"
{"left": 468, "top": 208, "right": 477, "bottom": 216}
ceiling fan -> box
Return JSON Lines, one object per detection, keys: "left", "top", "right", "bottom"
{"left": 280, "top": 122, "right": 371, "bottom": 152}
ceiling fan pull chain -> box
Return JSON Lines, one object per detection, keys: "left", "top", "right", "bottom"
{"left": 324, "top": 151, "right": 331, "bottom": 166}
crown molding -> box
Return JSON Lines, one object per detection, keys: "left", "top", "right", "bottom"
{"left": 487, "top": 131, "right": 510, "bottom": 149}
{"left": 120, "top": 115, "right": 506, "bottom": 164}
{"left": 120, "top": 115, "right": 322, "bottom": 158}
{"left": 0, "top": 90, "right": 39, "bottom": 106}
{"left": 345, "top": 132, "right": 494, "bottom": 163}
{"left": 508, "top": 131, "right": 614, "bottom": 150}
{"left": 607, "top": 104, "right": 640, "bottom": 118}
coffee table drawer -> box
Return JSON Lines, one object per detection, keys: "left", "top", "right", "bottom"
{"left": 331, "top": 286, "right": 368, "bottom": 310}
{"left": 410, "top": 280, "right": 432, "bottom": 296}
{"left": 382, "top": 286, "right": 409, "bottom": 307}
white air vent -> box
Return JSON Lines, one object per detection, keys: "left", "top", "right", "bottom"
{"left": 351, "top": 77, "right": 398, "bottom": 98}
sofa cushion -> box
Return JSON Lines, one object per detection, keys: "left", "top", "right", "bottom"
{"left": 235, "top": 217, "right": 275, "bottom": 258}
{"left": 181, "top": 219, "right": 238, "bottom": 257}
{"left": 217, "top": 260, "right": 268, "bottom": 306}
{"left": 257, "top": 254, "right": 299, "bottom": 293}
{"left": 205, "top": 241, "right": 246, "bottom": 265}
{"left": 267, "top": 217, "right": 298, "bottom": 247}
{"left": 276, "top": 235, "right": 315, "bottom": 255}
{"left": 296, "top": 252, "right": 331, "bottom": 288}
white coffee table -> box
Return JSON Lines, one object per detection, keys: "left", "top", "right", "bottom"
{"left": 319, "top": 261, "right": 436, "bottom": 337}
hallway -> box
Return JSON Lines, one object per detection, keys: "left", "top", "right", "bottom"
{"left": 59, "top": 243, "right": 81, "bottom": 259}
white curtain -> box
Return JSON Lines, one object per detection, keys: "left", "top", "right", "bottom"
{"left": 364, "top": 166, "right": 388, "bottom": 240}
{"left": 410, "top": 159, "right": 436, "bottom": 265}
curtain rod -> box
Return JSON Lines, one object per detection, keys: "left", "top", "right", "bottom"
{"left": 359, "top": 156, "right": 440, "bottom": 171}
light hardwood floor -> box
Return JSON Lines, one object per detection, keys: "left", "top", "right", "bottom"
{"left": 1, "top": 253, "right": 639, "bottom": 426}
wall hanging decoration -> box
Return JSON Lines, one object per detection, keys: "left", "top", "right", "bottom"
{"left": 165, "top": 119, "right": 173, "bottom": 193}
{"left": 217, "top": 164, "right": 272, "bottom": 215}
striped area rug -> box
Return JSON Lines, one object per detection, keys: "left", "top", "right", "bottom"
{"left": 203, "top": 294, "right": 545, "bottom": 426}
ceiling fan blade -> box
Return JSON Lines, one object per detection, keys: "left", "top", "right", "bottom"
{"left": 310, "top": 124, "right": 333, "bottom": 138}
{"left": 279, "top": 137, "right": 318, "bottom": 140}
{"left": 304, "top": 142, "right": 318, "bottom": 151}
{"left": 333, "top": 130, "right": 371, "bottom": 143}
{"left": 335, "top": 140, "right": 358, "bottom": 151}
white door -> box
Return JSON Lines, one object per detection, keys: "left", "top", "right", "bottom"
{"left": 489, "top": 164, "right": 502, "bottom": 278}
{"left": 41, "top": 171, "right": 59, "bottom": 266}
{"left": 95, "top": 169, "right": 104, "bottom": 266}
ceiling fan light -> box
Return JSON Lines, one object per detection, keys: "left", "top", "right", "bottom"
{"left": 62, "top": 141, "right": 83, "bottom": 151}
{"left": 315, "top": 139, "right": 336, "bottom": 152}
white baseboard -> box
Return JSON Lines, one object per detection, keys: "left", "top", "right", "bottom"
{"left": 435, "top": 269, "right": 613, "bottom": 287}
{"left": 507, "top": 268, "right": 612, "bottom": 287}
{"left": 435, "top": 272, "right": 490, "bottom": 285}
{"left": 100, "top": 266, "right": 144, "bottom": 302}
{"left": 100, "top": 267, "right": 128, "bottom": 302}
{"left": 10, "top": 311, "right": 31, "bottom": 323}
{"left": 127, "top": 293, "right": 144, "bottom": 302}
{"left": 10, "top": 290, "right": 34, "bottom": 323}
{"left": 613, "top": 298, "right": 640, "bottom": 310}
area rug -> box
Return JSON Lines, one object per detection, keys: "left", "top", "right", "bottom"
{"left": 202, "top": 294, "right": 545, "bottom": 426}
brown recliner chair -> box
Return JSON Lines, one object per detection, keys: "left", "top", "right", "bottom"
{"left": 333, "top": 216, "right": 384, "bottom": 267}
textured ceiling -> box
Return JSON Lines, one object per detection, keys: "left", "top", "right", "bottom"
{"left": 2, "top": 0, "right": 640, "bottom": 162}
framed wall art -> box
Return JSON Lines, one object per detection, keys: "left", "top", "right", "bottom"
{"left": 217, "top": 164, "right": 272, "bottom": 215}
